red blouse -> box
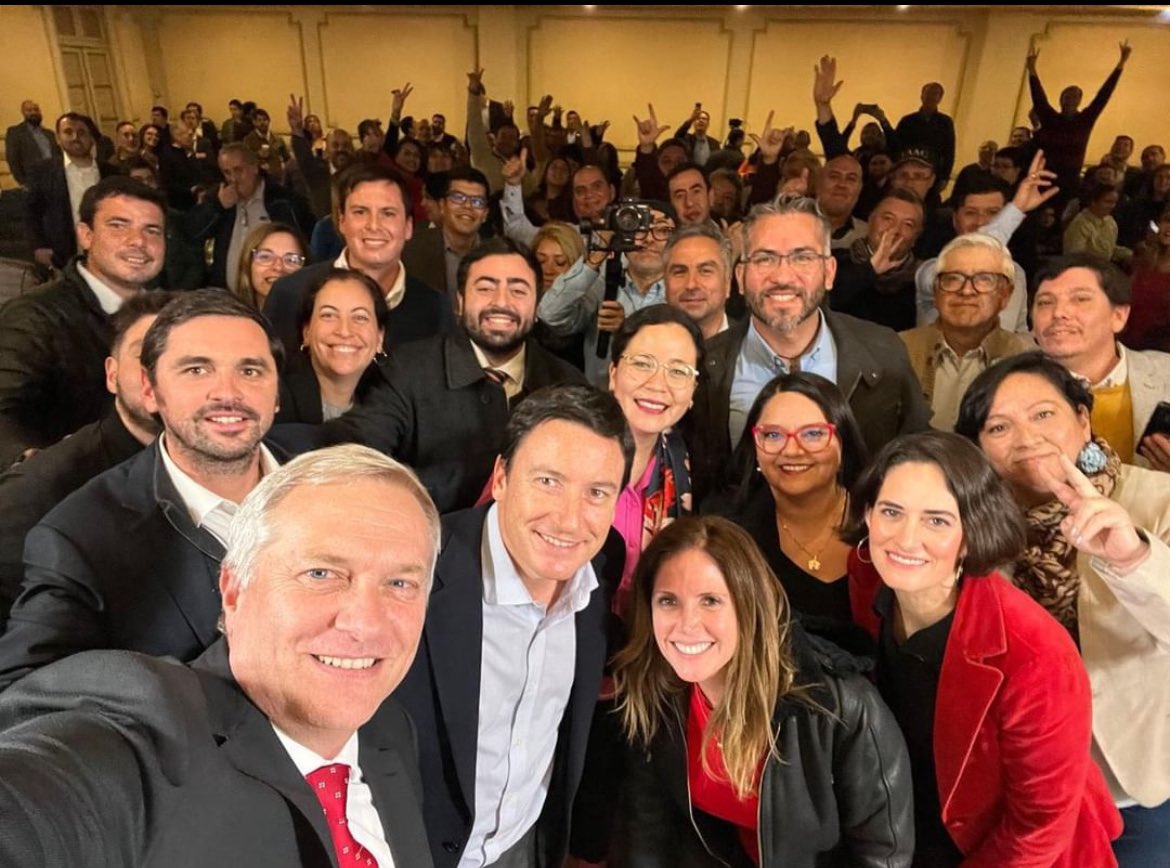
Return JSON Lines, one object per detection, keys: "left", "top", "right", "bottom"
{"left": 686, "top": 684, "right": 762, "bottom": 865}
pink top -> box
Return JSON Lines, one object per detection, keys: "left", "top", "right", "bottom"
{"left": 612, "top": 455, "right": 658, "bottom": 620}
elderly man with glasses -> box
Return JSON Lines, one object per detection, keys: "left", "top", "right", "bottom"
{"left": 899, "top": 234, "right": 1034, "bottom": 431}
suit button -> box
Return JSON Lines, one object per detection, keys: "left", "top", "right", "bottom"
{"left": 442, "top": 842, "right": 461, "bottom": 853}
{"left": 480, "top": 392, "right": 490, "bottom": 405}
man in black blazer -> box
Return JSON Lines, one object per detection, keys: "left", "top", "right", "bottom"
{"left": 185, "top": 142, "right": 316, "bottom": 289}
{"left": 0, "top": 291, "right": 285, "bottom": 690}
{"left": 402, "top": 165, "right": 493, "bottom": 302}
{"left": 0, "top": 445, "right": 438, "bottom": 867}
{"left": 394, "top": 384, "right": 630, "bottom": 868}
{"left": 25, "top": 112, "right": 115, "bottom": 268}
{"left": 316, "top": 238, "right": 585, "bottom": 512}
{"left": 0, "top": 175, "right": 167, "bottom": 467}
{"left": 265, "top": 161, "right": 453, "bottom": 357}
{"left": 0, "top": 292, "right": 174, "bottom": 624}
{"left": 687, "top": 195, "right": 930, "bottom": 500}
{"left": 4, "top": 99, "right": 59, "bottom": 186}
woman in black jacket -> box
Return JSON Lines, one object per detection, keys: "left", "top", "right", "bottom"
{"left": 612, "top": 515, "right": 913, "bottom": 867}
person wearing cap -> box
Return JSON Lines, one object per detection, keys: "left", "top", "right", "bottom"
{"left": 895, "top": 82, "right": 956, "bottom": 195}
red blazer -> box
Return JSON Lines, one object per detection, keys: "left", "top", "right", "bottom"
{"left": 848, "top": 551, "right": 1122, "bottom": 867}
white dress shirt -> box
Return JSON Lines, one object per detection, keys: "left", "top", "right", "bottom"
{"left": 63, "top": 153, "right": 101, "bottom": 226}
{"left": 335, "top": 250, "right": 408, "bottom": 310}
{"left": 76, "top": 261, "right": 133, "bottom": 314}
{"left": 272, "top": 726, "right": 396, "bottom": 868}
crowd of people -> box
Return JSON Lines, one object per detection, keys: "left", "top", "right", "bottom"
{"left": 0, "top": 42, "right": 1168, "bottom": 868}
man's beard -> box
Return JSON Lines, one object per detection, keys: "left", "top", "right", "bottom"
{"left": 746, "top": 284, "right": 824, "bottom": 335}
{"left": 464, "top": 307, "right": 533, "bottom": 358}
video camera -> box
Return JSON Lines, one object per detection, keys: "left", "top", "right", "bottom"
{"left": 581, "top": 199, "right": 656, "bottom": 254}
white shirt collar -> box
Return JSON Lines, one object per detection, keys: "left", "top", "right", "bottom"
{"left": 334, "top": 250, "right": 408, "bottom": 309}
{"left": 158, "top": 432, "right": 279, "bottom": 530}
{"left": 272, "top": 724, "right": 360, "bottom": 771}
{"left": 62, "top": 151, "right": 96, "bottom": 171}
{"left": 75, "top": 262, "right": 133, "bottom": 315}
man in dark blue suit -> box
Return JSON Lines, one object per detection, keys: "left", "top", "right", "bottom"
{"left": 264, "top": 162, "right": 453, "bottom": 357}
{"left": 394, "top": 385, "right": 630, "bottom": 868}
{"left": 0, "top": 445, "right": 438, "bottom": 867}
{"left": 4, "top": 99, "right": 59, "bottom": 187}
{"left": 0, "top": 291, "right": 286, "bottom": 690}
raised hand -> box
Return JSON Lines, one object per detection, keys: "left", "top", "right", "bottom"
{"left": 1043, "top": 452, "right": 1148, "bottom": 571}
{"left": 503, "top": 99, "right": 515, "bottom": 119}
{"left": 1011, "top": 148, "right": 1060, "bottom": 212}
{"left": 391, "top": 83, "right": 413, "bottom": 116}
{"left": 1118, "top": 39, "right": 1132, "bottom": 66}
{"left": 467, "top": 68, "right": 485, "bottom": 95}
{"left": 813, "top": 55, "right": 844, "bottom": 107}
{"left": 597, "top": 299, "right": 626, "bottom": 334}
{"left": 502, "top": 146, "right": 528, "bottom": 187}
{"left": 287, "top": 93, "right": 305, "bottom": 134}
{"left": 779, "top": 166, "right": 811, "bottom": 197}
{"left": 1138, "top": 432, "right": 1170, "bottom": 474}
{"left": 537, "top": 94, "right": 553, "bottom": 121}
{"left": 869, "top": 229, "right": 903, "bottom": 274}
{"left": 1025, "top": 46, "right": 1039, "bottom": 73}
{"left": 633, "top": 103, "right": 670, "bottom": 152}
{"left": 748, "top": 111, "right": 789, "bottom": 166}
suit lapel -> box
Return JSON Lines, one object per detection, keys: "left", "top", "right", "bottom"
{"left": 195, "top": 642, "right": 339, "bottom": 868}
{"left": 358, "top": 720, "right": 424, "bottom": 868}
{"left": 934, "top": 578, "right": 1007, "bottom": 819}
{"left": 426, "top": 508, "right": 487, "bottom": 808}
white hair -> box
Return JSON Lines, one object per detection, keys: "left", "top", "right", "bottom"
{"left": 222, "top": 445, "right": 441, "bottom": 592}
{"left": 936, "top": 232, "right": 1014, "bottom": 278}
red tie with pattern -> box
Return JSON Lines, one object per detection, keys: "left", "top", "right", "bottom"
{"left": 305, "top": 763, "right": 379, "bottom": 867}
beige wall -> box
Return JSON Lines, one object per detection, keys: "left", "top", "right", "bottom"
{"left": 3, "top": 4, "right": 1168, "bottom": 189}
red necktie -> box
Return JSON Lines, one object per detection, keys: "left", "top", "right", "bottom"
{"left": 305, "top": 763, "right": 379, "bottom": 867}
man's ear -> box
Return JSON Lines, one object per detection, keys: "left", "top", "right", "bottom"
{"left": 490, "top": 455, "right": 508, "bottom": 503}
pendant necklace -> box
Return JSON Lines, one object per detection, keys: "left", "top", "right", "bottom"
{"left": 778, "top": 492, "right": 846, "bottom": 573}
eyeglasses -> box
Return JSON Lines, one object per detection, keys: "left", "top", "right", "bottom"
{"left": 741, "top": 250, "right": 829, "bottom": 274}
{"left": 446, "top": 191, "right": 489, "bottom": 209}
{"left": 251, "top": 249, "right": 306, "bottom": 269}
{"left": 620, "top": 353, "right": 699, "bottom": 387}
{"left": 752, "top": 423, "right": 837, "bottom": 454}
{"left": 936, "top": 271, "right": 1006, "bottom": 294}
{"left": 635, "top": 223, "right": 675, "bottom": 242}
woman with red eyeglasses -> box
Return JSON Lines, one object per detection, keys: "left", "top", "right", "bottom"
{"left": 710, "top": 372, "right": 873, "bottom": 654}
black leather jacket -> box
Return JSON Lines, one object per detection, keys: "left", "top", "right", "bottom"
{"left": 622, "top": 628, "right": 914, "bottom": 868}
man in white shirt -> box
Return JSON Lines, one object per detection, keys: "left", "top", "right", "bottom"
{"left": 0, "top": 445, "right": 438, "bottom": 867}
{"left": 0, "top": 175, "right": 165, "bottom": 466}
{"left": 394, "top": 385, "right": 631, "bottom": 868}
{"left": 0, "top": 291, "right": 285, "bottom": 690}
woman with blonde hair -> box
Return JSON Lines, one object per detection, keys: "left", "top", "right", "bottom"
{"left": 613, "top": 515, "right": 912, "bottom": 867}
{"left": 232, "top": 222, "right": 307, "bottom": 309}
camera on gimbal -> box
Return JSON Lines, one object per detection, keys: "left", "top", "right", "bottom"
{"left": 581, "top": 199, "right": 656, "bottom": 253}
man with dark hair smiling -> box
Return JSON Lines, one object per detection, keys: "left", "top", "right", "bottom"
{"left": 0, "top": 175, "right": 165, "bottom": 467}
{"left": 0, "top": 290, "right": 285, "bottom": 691}
{"left": 321, "top": 237, "right": 584, "bottom": 512}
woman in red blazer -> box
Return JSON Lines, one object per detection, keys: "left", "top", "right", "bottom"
{"left": 844, "top": 431, "right": 1121, "bottom": 867}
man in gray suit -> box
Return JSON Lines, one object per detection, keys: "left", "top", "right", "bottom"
{"left": 4, "top": 99, "right": 59, "bottom": 187}
{"left": 0, "top": 445, "right": 437, "bottom": 867}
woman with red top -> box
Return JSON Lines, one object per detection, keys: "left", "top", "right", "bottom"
{"left": 1122, "top": 202, "right": 1170, "bottom": 352}
{"left": 613, "top": 515, "right": 913, "bottom": 867}
{"left": 844, "top": 431, "right": 1122, "bottom": 867}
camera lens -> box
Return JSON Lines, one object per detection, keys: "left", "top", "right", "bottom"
{"left": 613, "top": 205, "right": 642, "bottom": 233}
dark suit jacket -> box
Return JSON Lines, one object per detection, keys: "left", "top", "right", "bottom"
{"left": 274, "top": 353, "right": 392, "bottom": 425}
{"left": 402, "top": 226, "right": 452, "bottom": 299}
{"left": 0, "top": 640, "right": 434, "bottom": 868}
{"left": 264, "top": 259, "right": 453, "bottom": 360}
{"left": 0, "top": 411, "right": 145, "bottom": 624}
{"left": 321, "top": 330, "right": 586, "bottom": 513}
{"left": 185, "top": 178, "right": 316, "bottom": 288}
{"left": 290, "top": 130, "right": 333, "bottom": 219}
{"left": 394, "top": 505, "right": 623, "bottom": 868}
{"left": 24, "top": 157, "right": 115, "bottom": 267}
{"left": 0, "top": 438, "right": 283, "bottom": 691}
{"left": 3, "top": 121, "right": 59, "bottom": 186}
{"left": 687, "top": 312, "right": 930, "bottom": 501}
{"left": 0, "top": 258, "right": 116, "bottom": 466}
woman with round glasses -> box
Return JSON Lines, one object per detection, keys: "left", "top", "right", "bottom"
{"left": 232, "top": 223, "right": 308, "bottom": 309}
{"left": 613, "top": 515, "right": 914, "bottom": 866}
{"left": 956, "top": 352, "right": 1170, "bottom": 864}
{"left": 607, "top": 304, "right": 704, "bottom": 614}
{"left": 276, "top": 267, "right": 389, "bottom": 424}
{"left": 844, "top": 430, "right": 1121, "bottom": 867}
{"left": 715, "top": 372, "right": 872, "bottom": 653}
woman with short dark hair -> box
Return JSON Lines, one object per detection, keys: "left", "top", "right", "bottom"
{"left": 844, "top": 430, "right": 1121, "bottom": 866}
{"left": 957, "top": 351, "right": 1170, "bottom": 865}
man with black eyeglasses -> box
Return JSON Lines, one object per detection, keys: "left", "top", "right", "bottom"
{"left": 687, "top": 194, "right": 929, "bottom": 501}
{"left": 404, "top": 166, "right": 493, "bottom": 302}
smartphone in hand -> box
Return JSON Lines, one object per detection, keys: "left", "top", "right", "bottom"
{"left": 1140, "top": 401, "right": 1170, "bottom": 441}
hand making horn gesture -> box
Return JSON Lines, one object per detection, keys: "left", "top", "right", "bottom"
{"left": 633, "top": 103, "right": 670, "bottom": 153}
{"left": 1043, "top": 452, "right": 1149, "bottom": 572}
{"left": 1011, "top": 148, "right": 1059, "bottom": 213}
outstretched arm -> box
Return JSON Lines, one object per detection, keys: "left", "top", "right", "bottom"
{"left": 1081, "top": 40, "right": 1131, "bottom": 121}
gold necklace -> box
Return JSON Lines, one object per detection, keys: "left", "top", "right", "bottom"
{"left": 777, "top": 492, "right": 846, "bottom": 573}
